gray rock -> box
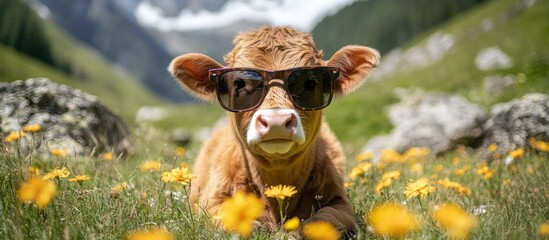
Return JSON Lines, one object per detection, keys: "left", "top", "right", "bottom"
{"left": 0, "top": 78, "right": 131, "bottom": 156}
{"left": 475, "top": 47, "right": 513, "bottom": 71}
{"left": 363, "top": 92, "right": 487, "bottom": 157}
{"left": 481, "top": 93, "right": 549, "bottom": 155}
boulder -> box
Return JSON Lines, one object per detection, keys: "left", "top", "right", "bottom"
{"left": 480, "top": 93, "right": 549, "bottom": 155}
{"left": 0, "top": 78, "right": 131, "bottom": 156}
{"left": 363, "top": 91, "right": 487, "bottom": 157}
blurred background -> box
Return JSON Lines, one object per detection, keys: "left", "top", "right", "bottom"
{"left": 1, "top": 0, "right": 547, "bottom": 150}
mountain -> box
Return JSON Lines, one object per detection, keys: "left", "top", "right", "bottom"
{"left": 0, "top": 0, "right": 163, "bottom": 121}
{"left": 312, "top": 0, "right": 487, "bottom": 56}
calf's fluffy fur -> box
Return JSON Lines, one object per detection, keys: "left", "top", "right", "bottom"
{"left": 169, "top": 26, "right": 379, "bottom": 235}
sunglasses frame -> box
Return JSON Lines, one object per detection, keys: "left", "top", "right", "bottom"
{"left": 209, "top": 66, "right": 340, "bottom": 112}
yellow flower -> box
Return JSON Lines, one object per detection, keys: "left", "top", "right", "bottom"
{"left": 68, "top": 175, "right": 91, "bottom": 183}
{"left": 410, "top": 163, "right": 424, "bottom": 175}
{"left": 344, "top": 181, "right": 354, "bottom": 188}
{"left": 140, "top": 160, "right": 162, "bottom": 172}
{"left": 403, "top": 147, "right": 430, "bottom": 162}
{"left": 455, "top": 165, "right": 471, "bottom": 176}
{"left": 432, "top": 203, "right": 477, "bottom": 239}
{"left": 488, "top": 143, "right": 497, "bottom": 152}
{"left": 476, "top": 166, "right": 495, "bottom": 179}
{"left": 22, "top": 124, "right": 42, "bottom": 133}
{"left": 375, "top": 170, "right": 400, "bottom": 194}
{"left": 502, "top": 179, "right": 511, "bottom": 187}
{"left": 126, "top": 227, "right": 174, "bottom": 240}
{"left": 508, "top": 148, "right": 524, "bottom": 159}
{"left": 438, "top": 178, "right": 472, "bottom": 196}
{"left": 103, "top": 152, "right": 114, "bottom": 161}
{"left": 529, "top": 138, "right": 549, "bottom": 152}
{"left": 112, "top": 182, "right": 128, "bottom": 192}
{"left": 175, "top": 147, "right": 186, "bottom": 157}
{"left": 433, "top": 164, "right": 444, "bottom": 172}
{"left": 43, "top": 167, "right": 70, "bottom": 180}
{"left": 348, "top": 162, "right": 373, "bottom": 179}
{"left": 303, "top": 221, "right": 339, "bottom": 240}
{"left": 219, "top": 191, "right": 264, "bottom": 237}
{"left": 265, "top": 185, "right": 298, "bottom": 200}
{"left": 539, "top": 222, "right": 549, "bottom": 236}
{"left": 356, "top": 151, "right": 373, "bottom": 162}
{"left": 452, "top": 156, "right": 461, "bottom": 165}
{"left": 17, "top": 177, "right": 57, "bottom": 209}
{"left": 28, "top": 166, "right": 40, "bottom": 177}
{"left": 404, "top": 177, "right": 436, "bottom": 199}
{"left": 49, "top": 149, "right": 67, "bottom": 157}
{"left": 161, "top": 167, "right": 193, "bottom": 185}
{"left": 380, "top": 149, "right": 404, "bottom": 164}
{"left": 283, "top": 216, "right": 300, "bottom": 231}
{"left": 4, "top": 131, "right": 26, "bottom": 142}
{"left": 367, "top": 203, "right": 420, "bottom": 238}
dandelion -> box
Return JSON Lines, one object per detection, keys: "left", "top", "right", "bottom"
{"left": 17, "top": 177, "right": 57, "bottom": 209}
{"left": 476, "top": 166, "right": 495, "bottom": 179}
{"left": 356, "top": 151, "right": 373, "bottom": 162}
{"left": 375, "top": 170, "right": 400, "bottom": 194}
{"left": 28, "top": 166, "right": 40, "bottom": 177}
{"left": 140, "top": 160, "right": 162, "bottom": 172}
{"left": 68, "top": 175, "right": 91, "bottom": 183}
{"left": 219, "top": 191, "right": 264, "bottom": 237}
{"left": 22, "top": 124, "right": 42, "bottom": 133}
{"left": 283, "top": 216, "right": 300, "bottom": 231}
{"left": 452, "top": 156, "right": 461, "bottom": 166}
{"left": 404, "top": 177, "right": 436, "bottom": 199}
{"left": 438, "top": 178, "right": 472, "bottom": 195}
{"left": 403, "top": 147, "right": 430, "bottom": 162}
{"left": 103, "top": 152, "right": 114, "bottom": 161}
{"left": 379, "top": 149, "right": 404, "bottom": 164}
{"left": 410, "top": 163, "right": 424, "bottom": 175}
{"left": 508, "top": 148, "right": 524, "bottom": 158}
{"left": 530, "top": 138, "right": 549, "bottom": 152}
{"left": 488, "top": 143, "right": 497, "bottom": 152}
{"left": 303, "top": 221, "right": 339, "bottom": 240}
{"left": 175, "top": 147, "right": 186, "bottom": 157}
{"left": 49, "top": 149, "right": 67, "bottom": 157}
{"left": 4, "top": 131, "right": 26, "bottom": 142}
{"left": 43, "top": 167, "right": 70, "bottom": 180}
{"left": 502, "top": 178, "right": 511, "bottom": 187}
{"left": 432, "top": 203, "right": 477, "bottom": 239}
{"left": 433, "top": 164, "right": 444, "bottom": 172}
{"left": 161, "top": 166, "right": 193, "bottom": 185}
{"left": 126, "top": 227, "right": 174, "bottom": 240}
{"left": 455, "top": 165, "right": 471, "bottom": 176}
{"left": 112, "top": 182, "right": 127, "bottom": 192}
{"left": 367, "top": 203, "right": 420, "bottom": 238}
{"left": 265, "top": 185, "right": 298, "bottom": 200}
{"left": 344, "top": 181, "right": 354, "bottom": 188}
{"left": 348, "top": 162, "right": 372, "bottom": 179}
{"left": 539, "top": 222, "right": 549, "bottom": 236}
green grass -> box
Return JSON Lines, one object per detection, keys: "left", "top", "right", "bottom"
{"left": 1, "top": 127, "right": 548, "bottom": 239}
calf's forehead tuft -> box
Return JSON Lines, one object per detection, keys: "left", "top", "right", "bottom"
{"left": 224, "top": 26, "right": 324, "bottom": 67}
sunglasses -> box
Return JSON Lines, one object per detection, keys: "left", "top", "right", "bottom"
{"left": 209, "top": 66, "right": 339, "bottom": 112}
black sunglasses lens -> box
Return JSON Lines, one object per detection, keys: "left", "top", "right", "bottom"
{"left": 287, "top": 69, "right": 333, "bottom": 109}
{"left": 217, "top": 71, "right": 264, "bottom": 111}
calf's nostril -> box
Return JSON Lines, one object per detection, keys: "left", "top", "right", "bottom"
{"left": 285, "top": 115, "right": 297, "bottom": 131}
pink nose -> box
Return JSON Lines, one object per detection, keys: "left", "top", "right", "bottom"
{"left": 256, "top": 111, "right": 297, "bottom": 140}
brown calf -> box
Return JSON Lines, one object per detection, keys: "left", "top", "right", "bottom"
{"left": 169, "top": 26, "right": 379, "bottom": 236}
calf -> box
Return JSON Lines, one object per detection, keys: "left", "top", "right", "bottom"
{"left": 169, "top": 26, "right": 379, "bottom": 235}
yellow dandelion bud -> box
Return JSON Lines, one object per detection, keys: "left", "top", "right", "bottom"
{"left": 102, "top": 152, "right": 114, "bottom": 161}
{"left": 140, "top": 160, "right": 162, "bottom": 172}
{"left": 68, "top": 175, "right": 91, "bottom": 183}
{"left": 49, "top": 149, "right": 67, "bottom": 157}
{"left": 126, "top": 227, "right": 174, "bottom": 240}
{"left": 4, "top": 131, "right": 26, "bottom": 142}
{"left": 367, "top": 203, "right": 420, "bottom": 238}
{"left": 219, "top": 191, "right": 264, "bottom": 237}
{"left": 283, "top": 216, "right": 300, "bottom": 231}
{"left": 265, "top": 185, "right": 298, "bottom": 200}
{"left": 175, "top": 147, "right": 186, "bottom": 157}
{"left": 508, "top": 148, "right": 524, "bottom": 159}
{"left": 539, "top": 223, "right": 549, "bottom": 236}
{"left": 42, "top": 167, "right": 70, "bottom": 180}
{"left": 303, "top": 221, "right": 339, "bottom": 240}
{"left": 22, "top": 124, "right": 42, "bottom": 133}
{"left": 18, "top": 177, "right": 57, "bottom": 209}
{"left": 432, "top": 203, "right": 477, "bottom": 239}
{"left": 488, "top": 143, "right": 497, "bottom": 152}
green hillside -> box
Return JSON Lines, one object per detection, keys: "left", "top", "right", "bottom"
{"left": 324, "top": 0, "right": 549, "bottom": 150}
{"left": 0, "top": 0, "right": 164, "bottom": 122}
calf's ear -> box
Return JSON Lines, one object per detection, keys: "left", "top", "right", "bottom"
{"left": 326, "top": 45, "right": 380, "bottom": 95}
{"left": 168, "top": 53, "right": 224, "bottom": 101}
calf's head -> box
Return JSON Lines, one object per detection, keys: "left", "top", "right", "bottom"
{"left": 169, "top": 27, "right": 379, "bottom": 167}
